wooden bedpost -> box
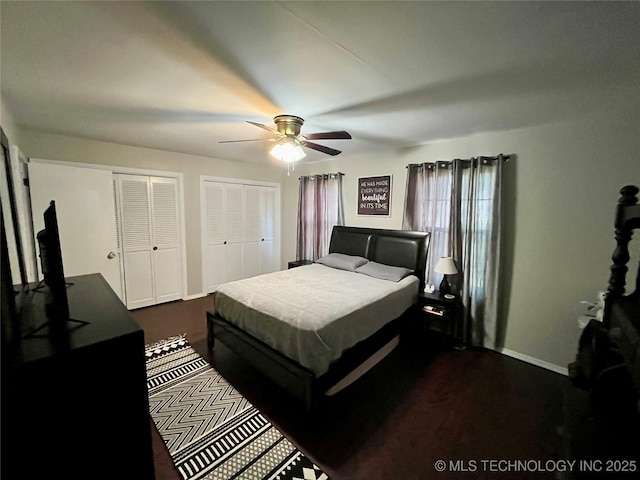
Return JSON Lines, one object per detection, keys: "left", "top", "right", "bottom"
{"left": 604, "top": 185, "right": 639, "bottom": 328}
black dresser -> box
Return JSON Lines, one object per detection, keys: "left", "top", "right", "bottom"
{"left": 2, "top": 273, "right": 154, "bottom": 479}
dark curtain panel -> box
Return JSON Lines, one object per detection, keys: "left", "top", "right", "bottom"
{"left": 403, "top": 161, "right": 454, "bottom": 286}
{"left": 297, "top": 173, "right": 344, "bottom": 261}
{"left": 404, "top": 155, "right": 505, "bottom": 348}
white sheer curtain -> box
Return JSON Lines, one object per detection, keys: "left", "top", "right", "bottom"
{"left": 403, "top": 156, "right": 505, "bottom": 349}
{"left": 297, "top": 173, "right": 345, "bottom": 261}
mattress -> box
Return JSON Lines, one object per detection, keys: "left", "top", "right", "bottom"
{"left": 213, "top": 263, "right": 419, "bottom": 376}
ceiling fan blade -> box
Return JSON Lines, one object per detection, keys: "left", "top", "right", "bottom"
{"left": 246, "top": 121, "right": 281, "bottom": 135}
{"left": 219, "top": 138, "right": 276, "bottom": 143}
{"left": 303, "top": 141, "right": 342, "bottom": 156}
{"left": 305, "top": 131, "right": 352, "bottom": 140}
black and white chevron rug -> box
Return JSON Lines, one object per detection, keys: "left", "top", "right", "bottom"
{"left": 145, "top": 335, "right": 329, "bottom": 480}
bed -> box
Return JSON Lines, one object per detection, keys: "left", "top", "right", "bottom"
{"left": 207, "top": 226, "right": 430, "bottom": 410}
{"left": 570, "top": 185, "right": 640, "bottom": 440}
{"left": 602, "top": 185, "right": 640, "bottom": 405}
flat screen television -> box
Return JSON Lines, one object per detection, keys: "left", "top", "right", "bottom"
{"left": 36, "top": 200, "right": 69, "bottom": 321}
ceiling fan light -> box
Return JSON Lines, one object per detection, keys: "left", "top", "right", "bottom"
{"left": 270, "top": 140, "right": 306, "bottom": 163}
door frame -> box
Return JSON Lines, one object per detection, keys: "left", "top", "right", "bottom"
{"left": 199, "top": 175, "right": 281, "bottom": 294}
{"left": 29, "top": 158, "right": 188, "bottom": 304}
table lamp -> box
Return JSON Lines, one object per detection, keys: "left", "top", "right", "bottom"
{"left": 434, "top": 256, "right": 458, "bottom": 295}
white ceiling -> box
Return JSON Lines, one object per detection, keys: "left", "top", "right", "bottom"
{"left": 2, "top": 1, "right": 639, "bottom": 166}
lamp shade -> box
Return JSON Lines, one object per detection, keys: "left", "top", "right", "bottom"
{"left": 434, "top": 256, "right": 458, "bottom": 275}
{"left": 270, "top": 140, "right": 306, "bottom": 163}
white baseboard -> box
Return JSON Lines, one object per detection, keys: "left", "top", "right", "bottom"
{"left": 499, "top": 348, "right": 568, "bottom": 376}
{"left": 183, "top": 293, "right": 208, "bottom": 301}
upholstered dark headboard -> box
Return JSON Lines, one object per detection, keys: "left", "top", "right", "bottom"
{"left": 329, "top": 226, "right": 430, "bottom": 290}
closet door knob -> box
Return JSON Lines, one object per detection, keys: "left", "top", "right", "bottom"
{"left": 107, "top": 251, "right": 116, "bottom": 259}
{"left": 153, "top": 246, "right": 158, "bottom": 250}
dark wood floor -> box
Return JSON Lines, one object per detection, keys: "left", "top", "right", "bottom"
{"left": 131, "top": 296, "right": 625, "bottom": 480}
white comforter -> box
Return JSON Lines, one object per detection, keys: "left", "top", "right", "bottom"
{"left": 214, "top": 263, "right": 418, "bottom": 376}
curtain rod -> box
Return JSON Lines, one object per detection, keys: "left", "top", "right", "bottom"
{"left": 405, "top": 154, "right": 512, "bottom": 168}
{"left": 298, "top": 172, "right": 345, "bottom": 179}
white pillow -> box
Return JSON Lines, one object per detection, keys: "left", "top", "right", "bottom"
{"left": 355, "top": 261, "right": 413, "bottom": 282}
{"left": 315, "top": 253, "right": 369, "bottom": 272}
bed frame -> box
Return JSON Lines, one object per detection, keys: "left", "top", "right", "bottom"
{"left": 570, "top": 185, "right": 640, "bottom": 428}
{"left": 206, "top": 226, "right": 430, "bottom": 410}
{"left": 601, "top": 186, "right": 640, "bottom": 404}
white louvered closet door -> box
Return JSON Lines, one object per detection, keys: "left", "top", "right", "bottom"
{"left": 259, "top": 187, "right": 278, "bottom": 274}
{"left": 241, "top": 185, "right": 278, "bottom": 277}
{"left": 203, "top": 182, "right": 244, "bottom": 289}
{"left": 202, "top": 180, "right": 279, "bottom": 293}
{"left": 118, "top": 175, "right": 154, "bottom": 309}
{"left": 116, "top": 175, "right": 181, "bottom": 309}
{"left": 225, "top": 184, "right": 245, "bottom": 282}
{"left": 150, "top": 177, "right": 181, "bottom": 304}
{"left": 203, "top": 182, "right": 227, "bottom": 291}
{"left": 243, "top": 185, "right": 262, "bottom": 279}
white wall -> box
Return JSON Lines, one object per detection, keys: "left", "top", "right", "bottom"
{"left": 279, "top": 153, "right": 412, "bottom": 263}
{"left": 15, "top": 129, "right": 287, "bottom": 297}
{"left": 290, "top": 108, "right": 639, "bottom": 372}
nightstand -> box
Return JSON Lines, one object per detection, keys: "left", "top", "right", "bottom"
{"left": 288, "top": 259, "right": 313, "bottom": 269}
{"left": 415, "top": 291, "right": 460, "bottom": 346}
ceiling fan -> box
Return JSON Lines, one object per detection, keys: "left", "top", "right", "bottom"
{"left": 219, "top": 114, "right": 352, "bottom": 160}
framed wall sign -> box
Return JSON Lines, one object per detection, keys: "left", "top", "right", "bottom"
{"left": 357, "top": 175, "right": 392, "bottom": 216}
